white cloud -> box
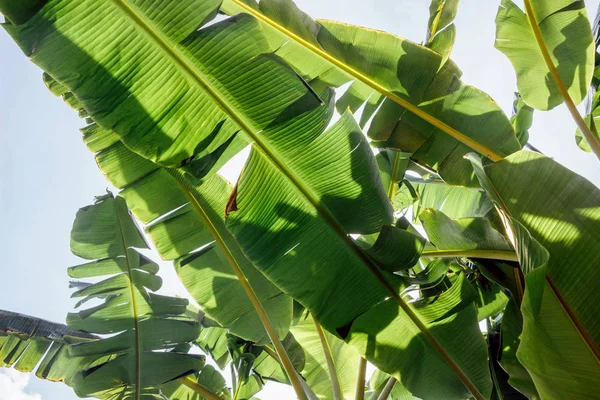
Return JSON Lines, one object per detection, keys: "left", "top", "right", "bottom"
{"left": 0, "top": 370, "right": 41, "bottom": 400}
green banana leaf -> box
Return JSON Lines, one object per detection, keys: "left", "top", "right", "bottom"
{"left": 575, "top": 4, "right": 600, "bottom": 152}
{"left": 0, "top": 309, "right": 228, "bottom": 399}
{"left": 376, "top": 150, "right": 411, "bottom": 203}
{"left": 226, "top": 337, "right": 265, "bottom": 400}
{"left": 475, "top": 281, "right": 509, "bottom": 323}
{"left": 197, "top": 326, "right": 232, "bottom": 370}
{"left": 289, "top": 311, "right": 361, "bottom": 400}
{"left": 469, "top": 151, "right": 600, "bottom": 399}
{"left": 0, "top": 310, "right": 104, "bottom": 388}
{"left": 221, "top": 0, "right": 521, "bottom": 186}
{"left": 160, "top": 365, "right": 232, "bottom": 400}
{"left": 412, "top": 182, "right": 493, "bottom": 221}
{"left": 510, "top": 93, "right": 534, "bottom": 147}
{"left": 2, "top": 0, "right": 325, "bottom": 171}
{"left": 253, "top": 333, "right": 305, "bottom": 385}
{"left": 419, "top": 209, "right": 515, "bottom": 261}
{"left": 225, "top": 142, "right": 492, "bottom": 398}
{"left": 66, "top": 193, "right": 207, "bottom": 397}
{"left": 577, "top": 92, "right": 600, "bottom": 152}
{"left": 495, "top": 0, "right": 595, "bottom": 110}
{"left": 425, "top": 0, "right": 459, "bottom": 62}
{"left": 359, "top": 224, "right": 425, "bottom": 273}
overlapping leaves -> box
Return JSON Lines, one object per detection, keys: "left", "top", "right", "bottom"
{"left": 469, "top": 151, "right": 600, "bottom": 399}
{"left": 222, "top": 0, "right": 521, "bottom": 186}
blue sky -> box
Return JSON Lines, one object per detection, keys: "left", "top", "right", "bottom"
{"left": 1, "top": 0, "right": 599, "bottom": 399}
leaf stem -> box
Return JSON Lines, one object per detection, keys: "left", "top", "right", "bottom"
{"left": 355, "top": 357, "right": 367, "bottom": 400}
{"left": 387, "top": 152, "right": 402, "bottom": 201}
{"left": 421, "top": 249, "right": 518, "bottom": 262}
{"left": 486, "top": 320, "right": 504, "bottom": 400}
{"left": 179, "top": 376, "right": 223, "bottom": 400}
{"left": 230, "top": 0, "right": 504, "bottom": 162}
{"left": 170, "top": 171, "right": 308, "bottom": 400}
{"left": 312, "top": 314, "right": 343, "bottom": 400}
{"left": 523, "top": 0, "right": 600, "bottom": 160}
{"left": 376, "top": 377, "right": 396, "bottom": 400}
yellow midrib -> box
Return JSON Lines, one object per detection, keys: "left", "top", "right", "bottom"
{"left": 168, "top": 170, "right": 309, "bottom": 400}
{"left": 113, "top": 200, "right": 141, "bottom": 399}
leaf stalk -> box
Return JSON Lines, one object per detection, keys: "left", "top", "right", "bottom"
{"left": 421, "top": 249, "right": 518, "bottom": 262}
{"left": 376, "top": 377, "right": 396, "bottom": 400}
{"left": 179, "top": 376, "right": 223, "bottom": 400}
{"left": 355, "top": 356, "right": 367, "bottom": 400}
{"left": 312, "top": 314, "right": 343, "bottom": 400}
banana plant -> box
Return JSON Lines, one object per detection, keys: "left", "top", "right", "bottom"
{"left": 1, "top": 3, "right": 498, "bottom": 397}
{"left": 2, "top": 0, "right": 600, "bottom": 399}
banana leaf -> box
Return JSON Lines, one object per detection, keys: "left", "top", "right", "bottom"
{"left": 510, "top": 93, "right": 533, "bottom": 147}
{"left": 66, "top": 193, "right": 205, "bottom": 398}
{"left": 469, "top": 151, "right": 600, "bottom": 399}
{"left": 425, "top": 0, "right": 459, "bottom": 62}
{"left": 495, "top": 0, "right": 594, "bottom": 110}
{"left": 289, "top": 311, "right": 361, "bottom": 400}
{"left": 412, "top": 183, "right": 493, "bottom": 221}
{"left": 419, "top": 209, "right": 516, "bottom": 262}
{"left": 0, "top": 309, "right": 228, "bottom": 399}
{"left": 1, "top": 0, "right": 323, "bottom": 171}
{"left": 576, "top": 3, "right": 600, "bottom": 152}
{"left": 367, "top": 371, "right": 414, "bottom": 400}
{"left": 0, "top": 310, "right": 102, "bottom": 388}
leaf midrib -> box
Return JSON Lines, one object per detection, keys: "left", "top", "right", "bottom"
{"left": 113, "top": 199, "right": 141, "bottom": 399}
{"left": 107, "top": 2, "right": 483, "bottom": 397}
{"left": 312, "top": 314, "right": 343, "bottom": 400}
{"left": 168, "top": 169, "right": 308, "bottom": 400}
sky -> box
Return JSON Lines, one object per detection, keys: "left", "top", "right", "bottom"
{"left": 1, "top": 0, "right": 600, "bottom": 399}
